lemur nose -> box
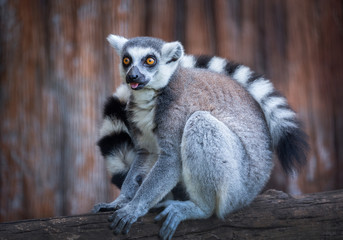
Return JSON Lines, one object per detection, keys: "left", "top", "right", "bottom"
{"left": 128, "top": 74, "right": 138, "bottom": 81}
{"left": 126, "top": 66, "right": 141, "bottom": 82}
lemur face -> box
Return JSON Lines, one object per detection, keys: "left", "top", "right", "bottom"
{"left": 121, "top": 46, "right": 161, "bottom": 90}
{"left": 107, "top": 35, "right": 184, "bottom": 91}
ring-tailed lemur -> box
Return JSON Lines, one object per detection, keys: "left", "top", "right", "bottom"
{"left": 93, "top": 35, "right": 308, "bottom": 240}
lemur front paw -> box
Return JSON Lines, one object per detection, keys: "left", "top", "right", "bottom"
{"left": 92, "top": 195, "right": 131, "bottom": 213}
{"left": 108, "top": 204, "right": 142, "bottom": 235}
{"left": 92, "top": 202, "right": 116, "bottom": 213}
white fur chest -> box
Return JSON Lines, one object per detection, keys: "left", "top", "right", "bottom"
{"left": 130, "top": 90, "right": 160, "bottom": 154}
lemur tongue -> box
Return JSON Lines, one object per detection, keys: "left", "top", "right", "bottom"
{"left": 130, "top": 83, "right": 139, "bottom": 89}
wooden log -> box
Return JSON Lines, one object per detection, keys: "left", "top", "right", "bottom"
{"left": 1, "top": 189, "right": 342, "bottom": 239}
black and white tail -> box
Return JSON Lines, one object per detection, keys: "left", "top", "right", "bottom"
{"left": 180, "top": 55, "right": 309, "bottom": 173}
{"left": 97, "top": 84, "right": 135, "bottom": 188}
{"left": 98, "top": 55, "right": 308, "bottom": 178}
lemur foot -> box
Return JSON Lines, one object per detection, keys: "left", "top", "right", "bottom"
{"left": 154, "top": 203, "right": 184, "bottom": 240}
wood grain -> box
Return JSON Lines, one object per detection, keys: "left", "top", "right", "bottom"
{"left": 0, "top": 189, "right": 342, "bottom": 239}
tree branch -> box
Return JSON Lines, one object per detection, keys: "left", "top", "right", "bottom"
{"left": 1, "top": 189, "right": 342, "bottom": 239}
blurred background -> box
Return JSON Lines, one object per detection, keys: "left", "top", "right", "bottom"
{"left": 1, "top": 0, "right": 342, "bottom": 222}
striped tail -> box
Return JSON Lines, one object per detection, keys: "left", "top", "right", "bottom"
{"left": 97, "top": 84, "right": 136, "bottom": 188}
{"left": 180, "top": 55, "right": 309, "bottom": 173}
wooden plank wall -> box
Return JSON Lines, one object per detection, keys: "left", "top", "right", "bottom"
{"left": 1, "top": 0, "right": 342, "bottom": 222}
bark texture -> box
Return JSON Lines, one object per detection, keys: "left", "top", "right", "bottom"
{"left": 1, "top": 189, "right": 342, "bottom": 239}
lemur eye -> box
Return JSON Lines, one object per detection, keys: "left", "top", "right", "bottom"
{"left": 123, "top": 57, "right": 131, "bottom": 66}
{"left": 146, "top": 57, "right": 156, "bottom": 66}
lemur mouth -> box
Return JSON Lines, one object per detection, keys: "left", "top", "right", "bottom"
{"left": 129, "top": 82, "right": 146, "bottom": 90}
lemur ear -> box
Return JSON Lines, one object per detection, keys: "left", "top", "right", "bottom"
{"left": 107, "top": 34, "right": 128, "bottom": 55}
{"left": 161, "top": 41, "right": 184, "bottom": 63}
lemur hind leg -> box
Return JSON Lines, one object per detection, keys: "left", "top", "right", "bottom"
{"left": 155, "top": 111, "right": 249, "bottom": 240}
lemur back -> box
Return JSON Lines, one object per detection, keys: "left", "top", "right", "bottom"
{"left": 94, "top": 35, "right": 308, "bottom": 240}
{"left": 157, "top": 66, "right": 271, "bottom": 164}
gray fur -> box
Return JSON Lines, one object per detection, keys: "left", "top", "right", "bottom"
{"left": 93, "top": 35, "right": 307, "bottom": 240}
